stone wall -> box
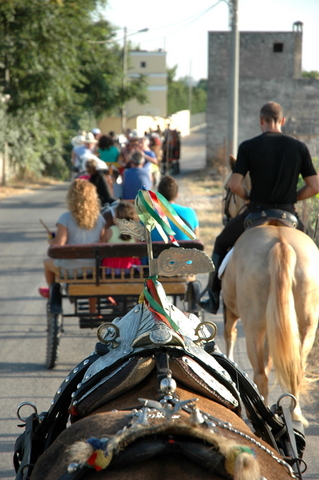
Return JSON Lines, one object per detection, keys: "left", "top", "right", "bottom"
{"left": 207, "top": 29, "right": 319, "bottom": 167}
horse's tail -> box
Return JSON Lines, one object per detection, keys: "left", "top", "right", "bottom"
{"left": 266, "top": 236, "right": 302, "bottom": 396}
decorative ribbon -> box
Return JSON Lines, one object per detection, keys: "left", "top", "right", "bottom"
{"left": 135, "top": 188, "right": 196, "bottom": 243}
{"left": 143, "top": 277, "right": 181, "bottom": 333}
{"left": 152, "top": 190, "right": 196, "bottom": 240}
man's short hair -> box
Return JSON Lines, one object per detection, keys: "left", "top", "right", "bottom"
{"left": 130, "top": 151, "right": 144, "bottom": 166}
{"left": 260, "top": 102, "right": 283, "bottom": 123}
{"left": 158, "top": 175, "right": 178, "bottom": 201}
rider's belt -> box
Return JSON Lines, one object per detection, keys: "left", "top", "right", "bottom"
{"left": 244, "top": 208, "right": 298, "bottom": 229}
{"left": 250, "top": 202, "right": 295, "bottom": 212}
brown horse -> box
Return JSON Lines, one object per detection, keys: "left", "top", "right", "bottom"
{"left": 15, "top": 303, "right": 298, "bottom": 480}
{"left": 221, "top": 172, "right": 319, "bottom": 428}
{"left": 28, "top": 371, "right": 294, "bottom": 480}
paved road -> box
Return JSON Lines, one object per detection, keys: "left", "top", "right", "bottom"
{"left": 180, "top": 124, "right": 207, "bottom": 172}
{"left": 0, "top": 128, "right": 318, "bottom": 478}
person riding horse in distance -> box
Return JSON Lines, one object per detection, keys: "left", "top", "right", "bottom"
{"left": 200, "top": 101, "right": 319, "bottom": 314}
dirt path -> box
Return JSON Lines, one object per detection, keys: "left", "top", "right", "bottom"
{"left": 0, "top": 178, "right": 64, "bottom": 200}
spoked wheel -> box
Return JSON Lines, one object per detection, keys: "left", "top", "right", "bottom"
{"left": 46, "top": 305, "right": 63, "bottom": 369}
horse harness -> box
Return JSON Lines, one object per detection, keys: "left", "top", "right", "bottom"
{"left": 14, "top": 305, "right": 305, "bottom": 480}
{"left": 223, "top": 187, "right": 247, "bottom": 225}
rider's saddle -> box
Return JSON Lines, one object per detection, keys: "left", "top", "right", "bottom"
{"left": 244, "top": 208, "right": 298, "bottom": 229}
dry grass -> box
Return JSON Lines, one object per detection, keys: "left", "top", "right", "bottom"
{"left": 0, "top": 176, "right": 64, "bottom": 199}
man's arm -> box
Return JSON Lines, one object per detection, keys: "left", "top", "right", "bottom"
{"left": 229, "top": 173, "right": 250, "bottom": 200}
{"left": 144, "top": 151, "right": 158, "bottom": 165}
{"left": 296, "top": 175, "right": 319, "bottom": 201}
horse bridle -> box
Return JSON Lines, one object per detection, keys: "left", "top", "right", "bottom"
{"left": 223, "top": 185, "right": 248, "bottom": 225}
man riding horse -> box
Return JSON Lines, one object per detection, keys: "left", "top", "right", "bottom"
{"left": 200, "top": 101, "right": 319, "bottom": 314}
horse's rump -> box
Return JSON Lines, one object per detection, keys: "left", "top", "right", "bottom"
{"left": 222, "top": 224, "right": 319, "bottom": 427}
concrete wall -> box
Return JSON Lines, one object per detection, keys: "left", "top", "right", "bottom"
{"left": 127, "top": 50, "right": 167, "bottom": 118}
{"left": 98, "top": 110, "right": 190, "bottom": 138}
{"left": 0, "top": 146, "right": 16, "bottom": 186}
{"left": 190, "top": 112, "right": 206, "bottom": 128}
{"left": 127, "top": 89, "right": 167, "bottom": 118}
{"left": 207, "top": 28, "right": 319, "bottom": 166}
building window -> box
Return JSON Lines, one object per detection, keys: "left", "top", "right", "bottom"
{"left": 273, "top": 43, "right": 283, "bottom": 52}
{"left": 140, "top": 61, "right": 147, "bottom": 68}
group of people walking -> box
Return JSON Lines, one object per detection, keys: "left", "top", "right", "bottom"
{"left": 70, "top": 127, "right": 166, "bottom": 207}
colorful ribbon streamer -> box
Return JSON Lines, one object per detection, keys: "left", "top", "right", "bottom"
{"left": 135, "top": 188, "right": 196, "bottom": 243}
{"left": 143, "top": 277, "right": 181, "bottom": 333}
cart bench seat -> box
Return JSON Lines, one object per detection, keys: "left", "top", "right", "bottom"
{"left": 45, "top": 241, "right": 205, "bottom": 368}
{"left": 48, "top": 240, "right": 204, "bottom": 297}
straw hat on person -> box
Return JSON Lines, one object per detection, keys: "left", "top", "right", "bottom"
{"left": 84, "top": 132, "right": 98, "bottom": 144}
{"left": 71, "top": 132, "right": 86, "bottom": 147}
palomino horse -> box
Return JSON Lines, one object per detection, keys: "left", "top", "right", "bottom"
{"left": 15, "top": 302, "right": 298, "bottom": 480}
{"left": 222, "top": 168, "right": 319, "bottom": 428}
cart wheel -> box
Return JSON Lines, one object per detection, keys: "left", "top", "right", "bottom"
{"left": 46, "top": 309, "right": 63, "bottom": 369}
{"left": 186, "top": 280, "right": 203, "bottom": 319}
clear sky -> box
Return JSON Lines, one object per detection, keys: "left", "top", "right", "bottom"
{"left": 101, "top": 0, "right": 319, "bottom": 81}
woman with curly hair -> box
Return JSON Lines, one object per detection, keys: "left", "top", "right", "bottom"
{"left": 39, "top": 179, "right": 106, "bottom": 300}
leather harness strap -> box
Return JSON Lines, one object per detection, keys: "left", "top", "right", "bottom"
{"left": 14, "top": 346, "right": 305, "bottom": 480}
{"left": 14, "top": 351, "right": 102, "bottom": 480}
{"left": 155, "top": 351, "right": 172, "bottom": 395}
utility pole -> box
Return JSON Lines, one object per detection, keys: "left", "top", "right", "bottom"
{"left": 228, "top": 0, "right": 239, "bottom": 158}
{"left": 121, "top": 26, "right": 128, "bottom": 134}
{"left": 188, "top": 60, "right": 192, "bottom": 114}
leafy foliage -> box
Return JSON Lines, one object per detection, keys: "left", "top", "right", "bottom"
{"left": 302, "top": 70, "right": 319, "bottom": 79}
{"left": 0, "top": 0, "right": 147, "bottom": 178}
{"left": 296, "top": 157, "right": 319, "bottom": 242}
{"left": 167, "top": 65, "right": 207, "bottom": 116}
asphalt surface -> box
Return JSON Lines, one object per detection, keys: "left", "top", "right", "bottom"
{"left": 0, "top": 126, "right": 318, "bottom": 478}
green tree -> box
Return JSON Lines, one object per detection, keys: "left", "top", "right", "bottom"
{"left": 302, "top": 70, "right": 319, "bottom": 79}
{"left": 0, "top": 0, "right": 147, "bottom": 178}
{"left": 167, "top": 66, "right": 207, "bottom": 115}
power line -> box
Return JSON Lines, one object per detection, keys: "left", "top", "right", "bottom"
{"left": 111, "top": 1, "right": 225, "bottom": 46}
{"left": 146, "top": 1, "right": 223, "bottom": 33}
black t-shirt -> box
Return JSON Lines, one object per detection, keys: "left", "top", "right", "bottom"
{"left": 234, "top": 132, "right": 316, "bottom": 204}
